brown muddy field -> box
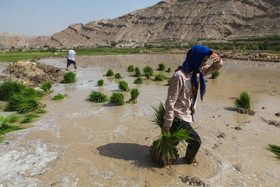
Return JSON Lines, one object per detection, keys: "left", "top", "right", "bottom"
{"left": 0, "top": 54, "right": 280, "bottom": 186}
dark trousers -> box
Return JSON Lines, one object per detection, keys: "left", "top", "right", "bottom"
{"left": 173, "top": 117, "right": 201, "bottom": 164}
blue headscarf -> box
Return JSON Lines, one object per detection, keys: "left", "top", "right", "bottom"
{"left": 179, "top": 45, "right": 211, "bottom": 108}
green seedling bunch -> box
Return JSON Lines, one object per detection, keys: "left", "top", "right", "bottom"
{"left": 127, "top": 65, "right": 134, "bottom": 72}
{"left": 211, "top": 71, "right": 220, "bottom": 79}
{"left": 63, "top": 72, "right": 77, "bottom": 83}
{"left": 128, "top": 88, "right": 140, "bottom": 104}
{"left": 143, "top": 66, "right": 154, "bottom": 76}
{"left": 40, "top": 81, "right": 52, "bottom": 92}
{"left": 97, "top": 79, "right": 105, "bottom": 86}
{"left": 88, "top": 91, "right": 108, "bottom": 103}
{"left": 119, "top": 80, "right": 130, "bottom": 91}
{"left": 134, "top": 67, "right": 141, "bottom": 77}
{"left": 134, "top": 78, "right": 143, "bottom": 84}
{"left": 114, "top": 73, "right": 122, "bottom": 79}
{"left": 235, "top": 91, "right": 255, "bottom": 115}
{"left": 158, "top": 63, "right": 165, "bottom": 71}
{"left": 106, "top": 69, "right": 114, "bottom": 76}
{"left": 109, "top": 92, "right": 125, "bottom": 105}
{"left": 154, "top": 74, "right": 168, "bottom": 81}
{"left": 52, "top": 93, "right": 67, "bottom": 100}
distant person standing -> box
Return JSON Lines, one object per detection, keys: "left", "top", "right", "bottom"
{"left": 66, "top": 49, "right": 77, "bottom": 71}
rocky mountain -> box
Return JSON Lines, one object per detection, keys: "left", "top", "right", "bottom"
{"left": 46, "top": 0, "right": 280, "bottom": 47}
{"left": 0, "top": 33, "right": 50, "bottom": 49}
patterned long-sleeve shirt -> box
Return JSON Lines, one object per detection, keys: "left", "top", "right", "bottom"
{"left": 163, "top": 59, "right": 223, "bottom": 128}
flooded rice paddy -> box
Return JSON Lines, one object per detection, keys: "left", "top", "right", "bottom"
{"left": 0, "top": 54, "right": 280, "bottom": 186}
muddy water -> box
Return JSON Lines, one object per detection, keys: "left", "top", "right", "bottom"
{"left": 0, "top": 54, "right": 280, "bottom": 186}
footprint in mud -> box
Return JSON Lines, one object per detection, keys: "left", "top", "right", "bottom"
{"left": 179, "top": 175, "right": 209, "bottom": 187}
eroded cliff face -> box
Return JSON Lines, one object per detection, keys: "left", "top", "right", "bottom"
{"left": 46, "top": 0, "right": 280, "bottom": 47}
{"left": 0, "top": 33, "right": 49, "bottom": 49}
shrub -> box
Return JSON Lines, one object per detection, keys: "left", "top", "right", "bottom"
{"left": 158, "top": 63, "right": 165, "bottom": 71}
{"left": 106, "top": 69, "right": 114, "bottom": 76}
{"left": 97, "top": 79, "right": 105, "bottom": 86}
{"left": 127, "top": 65, "right": 134, "bottom": 72}
{"left": 143, "top": 66, "right": 154, "bottom": 76}
{"left": 134, "top": 67, "right": 141, "bottom": 77}
{"left": 154, "top": 74, "right": 168, "bottom": 81}
{"left": 0, "top": 81, "right": 26, "bottom": 101}
{"left": 63, "top": 72, "right": 77, "bottom": 83}
{"left": 235, "top": 91, "right": 255, "bottom": 115}
{"left": 88, "top": 91, "right": 108, "bottom": 103}
{"left": 134, "top": 78, "right": 143, "bottom": 84}
{"left": 211, "top": 71, "right": 220, "bottom": 79}
{"left": 145, "top": 72, "right": 151, "bottom": 80}
{"left": 40, "top": 81, "right": 52, "bottom": 92}
{"left": 150, "top": 103, "right": 193, "bottom": 167}
{"left": 128, "top": 88, "right": 140, "bottom": 104}
{"left": 114, "top": 73, "right": 122, "bottom": 79}
{"left": 119, "top": 80, "right": 130, "bottom": 91}
{"left": 52, "top": 93, "right": 66, "bottom": 100}
{"left": 166, "top": 68, "right": 172, "bottom": 73}
{"left": 109, "top": 92, "right": 125, "bottom": 105}
{"left": 266, "top": 144, "right": 280, "bottom": 161}
{"left": 5, "top": 94, "right": 40, "bottom": 114}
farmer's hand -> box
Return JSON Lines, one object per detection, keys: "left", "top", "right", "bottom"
{"left": 163, "top": 126, "right": 170, "bottom": 132}
{"left": 210, "top": 50, "right": 220, "bottom": 63}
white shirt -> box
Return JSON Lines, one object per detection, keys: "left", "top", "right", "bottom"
{"left": 67, "top": 50, "right": 76, "bottom": 61}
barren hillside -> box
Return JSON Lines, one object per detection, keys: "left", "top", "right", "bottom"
{"left": 46, "top": 0, "right": 280, "bottom": 47}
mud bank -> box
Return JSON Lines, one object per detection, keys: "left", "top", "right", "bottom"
{"left": 0, "top": 54, "right": 280, "bottom": 186}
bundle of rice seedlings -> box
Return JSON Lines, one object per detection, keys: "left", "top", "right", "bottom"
{"left": 143, "top": 66, "right": 154, "bottom": 76}
{"left": 36, "top": 109, "right": 48, "bottom": 114}
{"left": 150, "top": 103, "right": 193, "bottom": 167}
{"left": 20, "top": 114, "right": 40, "bottom": 124}
{"left": 20, "top": 87, "right": 44, "bottom": 99}
{"left": 128, "top": 88, "right": 140, "bottom": 104}
{"left": 0, "top": 81, "right": 26, "bottom": 101}
{"left": 88, "top": 91, "right": 108, "bottom": 103}
{"left": 52, "top": 93, "right": 67, "bottom": 100}
{"left": 5, "top": 94, "right": 40, "bottom": 114}
{"left": 119, "top": 80, "right": 130, "bottom": 91}
{"left": 40, "top": 81, "right": 52, "bottom": 92}
{"left": 266, "top": 144, "right": 280, "bottom": 161}
{"left": 114, "top": 73, "right": 122, "bottom": 79}
{"left": 127, "top": 65, "right": 134, "bottom": 72}
{"left": 134, "top": 78, "right": 143, "bottom": 84}
{"left": 211, "top": 71, "right": 220, "bottom": 79}
{"left": 109, "top": 92, "right": 125, "bottom": 105}
{"left": 134, "top": 67, "right": 141, "bottom": 77}
{"left": 158, "top": 63, "right": 165, "bottom": 71}
{"left": 0, "top": 114, "right": 20, "bottom": 125}
{"left": 235, "top": 91, "right": 255, "bottom": 115}
{"left": 154, "top": 74, "right": 168, "bottom": 81}
{"left": 0, "top": 116, "right": 25, "bottom": 142}
{"left": 166, "top": 68, "right": 172, "bottom": 73}
{"left": 145, "top": 72, "right": 151, "bottom": 80}
{"left": 97, "top": 79, "right": 105, "bottom": 86}
{"left": 62, "top": 72, "right": 77, "bottom": 83}
{"left": 106, "top": 69, "right": 114, "bottom": 76}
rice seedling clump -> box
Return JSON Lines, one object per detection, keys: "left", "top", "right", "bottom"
{"left": 114, "top": 73, "right": 122, "bottom": 79}
{"left": 119, "top": 80, "right": 130, "bottom": 91}
{"left": 0, "top": 114, "right": 25, "bottom": 142}
{"left": 211, "top": 71, "right": 220, "bottom": 79}
{"left": 266, "top": 144, "right": 280, "bottom": 161}
{"left": 5, "top": 94, "right": 40, "bottom": 114}
{"left": 158, "top": 63, "right": 165, "bottom": 71}
{"left": 145, "top": 72, "right": 151, "bottom": 79}
{"left": 134, "top": 67, "right": 141, "bottom": 77}
{"left": 52, "top": 93, "right": 67, "bottom": 100}
{"left": 134, "top": 78, "right": 143, "bottom": 84}
{"left": 63, "top": 72, "right": 77, "bottom": 83}
{"left": 106, "top": 69, "right": 114, "bottom": 76}
{"left": 143, "top": 66, "right": 154, "bottom": 76}
{"left": 235, "top": 91, "right": 255, "bottom": 115}
{"left": 0, "top": 81, "right": 26, "bottom": 101}
{"left": 20, "top": 114, "right": 40, "bottom": 124}
{"left": 128, "top": 88, "right": 140, "bottom": 104}
{"left": 127, "top": 65, "right": 134, "bottom": 72}
{"left": 40, "top": 81, "right": 52, "bottom": 92}
{"left": 150, "top": 103, "right": 193, "bottom": 167}
{"left": 88, "top": 91, "right": 108, "bottom": 103}
{"left": 97, "top": 79, "right": 105, "bottom": 86}
{"left": 154, "top": 74, "right": 168, "bottom": 81}
{"left": 109, "top": 92, "right": 125, "bottom": 105}
{"left": 166, "top": 68, "right": 172, "bottom": 73}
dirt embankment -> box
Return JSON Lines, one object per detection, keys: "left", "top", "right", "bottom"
{"left": 1, "top": 60, "right": 67, "bottom": 87}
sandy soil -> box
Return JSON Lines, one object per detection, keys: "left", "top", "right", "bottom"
{"left": 0, "top": 54, "right": 280, "bottom": 186}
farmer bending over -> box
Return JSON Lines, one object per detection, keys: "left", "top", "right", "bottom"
{"left": 163, "top": 45, "right": 223, "bottom": 165}
{"left": 66, "top": 49, "right": 77, "bottom": 71}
